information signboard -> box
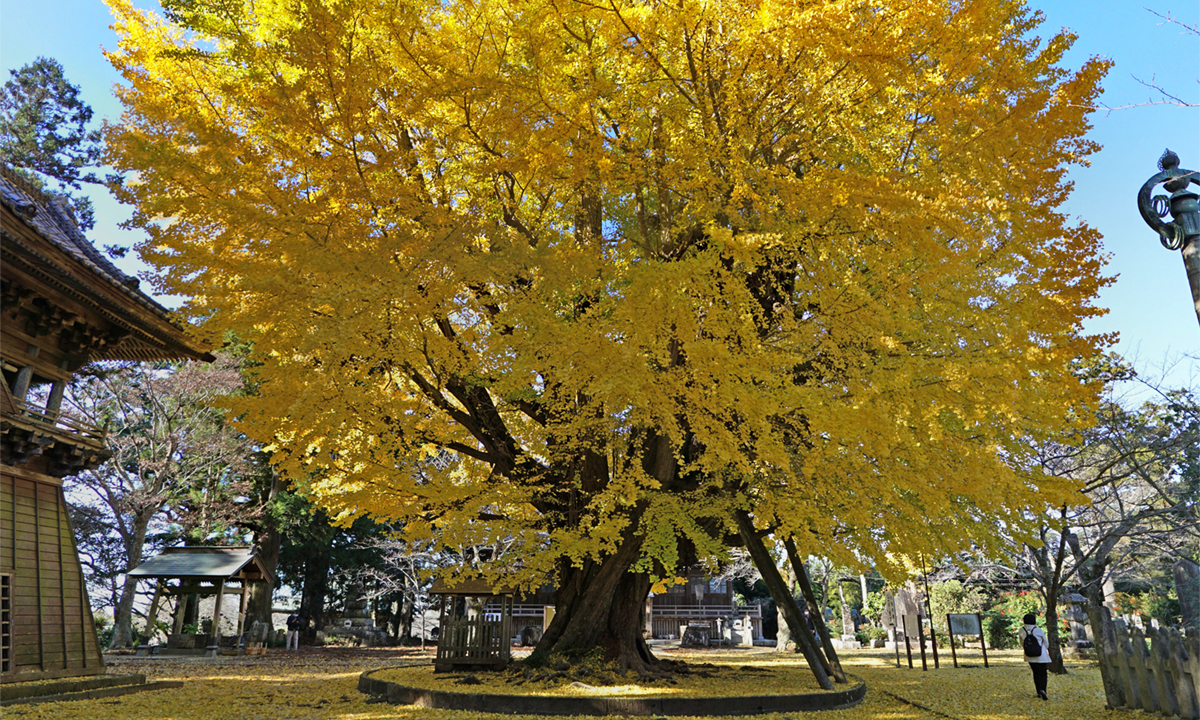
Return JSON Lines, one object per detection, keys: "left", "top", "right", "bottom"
{"left": 944, "top": 612, "right": 989, "bottom": 668}
{"left": 947, "top": 613, "right": 981, "bottom": 636}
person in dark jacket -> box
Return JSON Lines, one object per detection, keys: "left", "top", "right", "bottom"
{"left": 286, "top": 613, "right": 301, "bottom": 652}
{"left": 1019, "top": 612, "right": 1052, "bottom": 700}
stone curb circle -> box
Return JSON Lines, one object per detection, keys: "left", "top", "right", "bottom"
{"left": 358, "top": 666, "right": 867, "bottom": 716}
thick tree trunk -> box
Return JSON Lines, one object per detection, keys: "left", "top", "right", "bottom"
{"left": 784, "top": 538, "right": 846, "bottom": 682}
{"left": 735, "top": 511, "right": 834, "bottom": 690}
{"left": 1079, "top": 559, "right": 1124, "bottom": 708}
{"left": 399, "top": 593, "right": 415, "bottom": 643}
{"left": 110, "top": 512, "right": 151, "bottom": 648}
{"left": 300, "top": 550, "right": 329, "bottom": 638}
{"left": 1174, "top": 559, "right": 1200, "bottom": 631}
{"left": 110, "top": 575, "right": 140, "bottom": 649}
{"left": 776, "top": 560, "right": 794, "bottom": 652}
{"left": 1044, "top": 593, "right": 1067, "bottom": 675}
{"left": 248, "top": 470, "right": 287, "bottom": 627}
{"left": 248, "top": 523, "right": 282, "bottom": 627}
{"left": 533, "top": 528, "right": 660, "bottom": 674}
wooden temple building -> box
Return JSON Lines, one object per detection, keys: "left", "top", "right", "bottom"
{"left": 1, "top": 164, "right": 211, "bottom": 682}
{"left": 127, "top": 547, "right": 272, "bottom": 657}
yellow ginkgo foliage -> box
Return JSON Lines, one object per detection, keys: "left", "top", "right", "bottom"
{"left": 106, "top": 0, "right": 1111, "bottom": 674}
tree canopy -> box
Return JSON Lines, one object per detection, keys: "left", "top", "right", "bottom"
{"left": 106, "top": 0, "right": 1112, "bottom": 668}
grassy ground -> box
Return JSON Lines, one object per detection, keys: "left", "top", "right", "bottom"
{"left": 2, "top": 645, "right": 1139, "bottom": 720}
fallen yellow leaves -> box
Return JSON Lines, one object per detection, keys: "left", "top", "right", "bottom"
{"left": 2, "top": 647, "right": 1131, "bottom": 720}
{"left": 375, "top": 652, "right": 826, "bottom": 697}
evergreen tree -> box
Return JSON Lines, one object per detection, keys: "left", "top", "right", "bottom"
{"left": 1, "top": 57, "right": 104, "bottom": 230}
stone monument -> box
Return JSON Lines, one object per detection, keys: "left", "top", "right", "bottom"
{"left": 881, "top": 590, "right": 898, "bottom": 645}
{"left": 840, "top": 584, "right": 855, "bottom": 641}
{"left": 1060, "top": 593, "right": 1093, "bottom": 651}
{"left": 323, "top": 584, "right": 389, "bottom": 646}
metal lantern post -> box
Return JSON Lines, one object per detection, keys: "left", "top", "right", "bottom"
{"left": 1137, "top": 149, "right": 1200, "bottom": 328}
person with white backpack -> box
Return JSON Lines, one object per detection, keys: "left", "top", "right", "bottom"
{"left": 1018, "top": 612, "right": 1052, "bottom": 700}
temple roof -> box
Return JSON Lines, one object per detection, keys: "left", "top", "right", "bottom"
{"left": 0, "top": 164, "right": 212, "bottom": 361}
{"left": 128, "top": 546, "right": 273, "bottom": 583}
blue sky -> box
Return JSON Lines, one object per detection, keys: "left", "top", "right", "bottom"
{"left": 2, "top": 0, "right": 1197, "bottom": 388}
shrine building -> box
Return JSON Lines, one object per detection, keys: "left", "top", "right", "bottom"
{"left": 1, "top": 164, "right": 211, "bottom": 682}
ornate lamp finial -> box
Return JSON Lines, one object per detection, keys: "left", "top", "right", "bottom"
{"left": 1158, "top": 148, "right": 1179, "bottom": 172}
{"left": 1137, "top": 152, "right": 1200, "bottom": 329}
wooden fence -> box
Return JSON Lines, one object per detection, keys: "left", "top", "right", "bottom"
{"left": 1096, "top": 614, "right": 1199, "bottom": 719}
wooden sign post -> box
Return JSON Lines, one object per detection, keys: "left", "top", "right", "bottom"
{"left": 945, "top": 613, "right": 989, "bottom": 668}
{"left": 902, "top": 614, "right": 928, "bottom": 670}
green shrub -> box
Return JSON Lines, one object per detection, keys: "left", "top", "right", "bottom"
{"left": 863, "top": 590, "right": 889, "bottom": 627}
{"left": 982, "top": 590, "right": 1043, "bottom": 650}
{"left": 865, "top": 626, "right": 889, "bottom": 641}
{"left": 1115, "top": 588, "right": 1181, "bottom": 627}
{"left": 928, "top": 580, "right": 988, "bottom": 621}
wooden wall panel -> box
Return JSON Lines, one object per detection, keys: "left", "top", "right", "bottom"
{"left": 0, "top": 469, "right": 104, "bottom": 681}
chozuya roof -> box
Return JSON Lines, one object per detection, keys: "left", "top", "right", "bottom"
{"left": 0, "top": 164, "right": 212, "bottom": 361}
{"left": 128, "top": 546, "right": 273, "bottom": 583}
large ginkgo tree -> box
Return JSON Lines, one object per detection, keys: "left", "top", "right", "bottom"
{"left": 106, "top": 0, "right": 1111, "bottom": 676}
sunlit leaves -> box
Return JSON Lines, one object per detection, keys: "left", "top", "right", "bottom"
{"left": 105, "top": 0, "right": 1112, "bottom": 586}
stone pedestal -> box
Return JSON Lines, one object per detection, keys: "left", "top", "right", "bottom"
{"left": 323, "top": 585, "right": 389, "bottom": 646}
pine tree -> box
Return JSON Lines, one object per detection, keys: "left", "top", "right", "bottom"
{"left": 0, "top": 57, "right": 104, "bottom": 230}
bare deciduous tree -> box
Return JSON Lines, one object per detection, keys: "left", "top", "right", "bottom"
{"left": 64, "top": 356, "right": 253, "bottom": 647}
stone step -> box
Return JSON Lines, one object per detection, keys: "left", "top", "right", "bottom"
{"left": 1, "top": 677, "right": 183, "bottom": 707}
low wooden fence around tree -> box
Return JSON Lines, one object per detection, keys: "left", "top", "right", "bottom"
{"left": 1096, "top": 613, "right": 1199, "bottom": 719}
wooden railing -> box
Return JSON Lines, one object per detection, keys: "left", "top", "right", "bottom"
{"left": 6, "top": 398, "right": 106, "bottom": 443}
{"left": 508, "top": 603, "right": 547, "bottom": 619}
{"left": 502, "top": 602, "right": 763, "bottom": 622}
{"left": 651, "top": 604, "right": 763, "bottom": 620}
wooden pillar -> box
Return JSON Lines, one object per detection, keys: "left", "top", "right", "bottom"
{"left": 173, "top": 590, "right": 189, "bottom": 634}
{"left": 54, "top": 490, "right": 67, "bottom": 664}
{"left": 209, "top": 583, "right": 225, "bottom": 651}
{"left": 144, "top": 580, "right": 165, "bottom": 645}
{"left": 12, "top": 367, "right": 33, "bottom": 401}
{"left": 45, "top": 380, "right": 65, "bottom": 416}
{"left": 503, "top": 595, "right": 512, "bottom": 662}
{"left": 237, "top": 581, "right": 249, "bottom": 639}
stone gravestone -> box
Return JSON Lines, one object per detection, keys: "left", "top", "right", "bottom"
{"left": 519, "top": 625, "right": 542, "bottom": 646}
{"left": 1175, "top": 559, "right": 1200, "bottom": 631}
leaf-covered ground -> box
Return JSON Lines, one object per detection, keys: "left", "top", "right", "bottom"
{"left": 3, "top": 646, "right": 1138, "bottom": 719}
